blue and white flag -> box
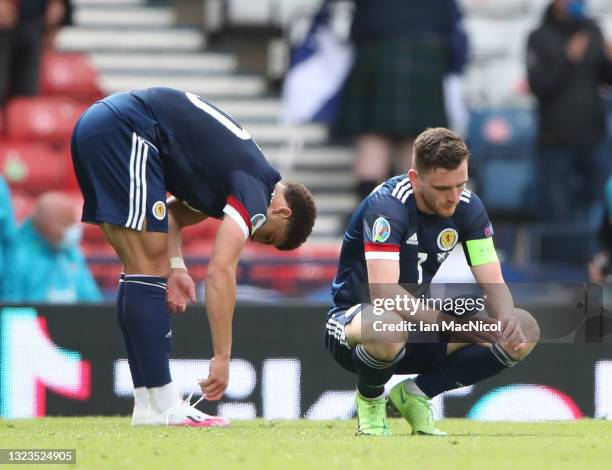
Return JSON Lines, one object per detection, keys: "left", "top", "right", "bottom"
{"left": 282, "top": 2, "right": 354, "bottom": 124}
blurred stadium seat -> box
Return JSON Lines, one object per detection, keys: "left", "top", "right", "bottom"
{"left": 0, "top": 142, "right": 72, "bottom": 194}
{"left": 590, "top": 0, "right": 612, "bottom": 16}
{"left": 181, "top": 218, "right": 222, "bottom": 243}
{"left": 459, "top": 0, "right": 529, "bottom": 18}
{"left": 468, "top": 107, "right": 537, "bottom": 219}
{"left": 82, "top": 223, "right": 106, "bottom": 245}
{"left": 5, "top": 97, "right": 88, "bottom": 144}
{"left": 464, "top": 18, "right": 513, "bottom": 63}
{"left": 81, "top": 242, "right": 121, "bottom": 294}
{"left": 41, "top": 52, "right": 103, "bottom": 102}
{"left": 463, "top": 59, "right": 529, "bottom": 107}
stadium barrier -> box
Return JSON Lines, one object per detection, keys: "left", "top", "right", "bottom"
{"left": 0, "top": 304, "right": 611, "bottom": 420}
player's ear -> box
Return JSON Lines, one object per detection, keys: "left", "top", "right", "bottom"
{"left": 271, "top": 206, "right": 292, "bottom": 219}
{"left": 408, "top": 169, "right": 419, "bottom": 187}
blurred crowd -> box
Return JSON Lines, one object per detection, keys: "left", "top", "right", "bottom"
{"left": 324, "top": 0, "right": 612, "bottom": 281}
{"left": 0, "top": 0, "right": 100, "bottom": 303}
{"left": 0, "top": 0, "right": 72, "bottom": 106}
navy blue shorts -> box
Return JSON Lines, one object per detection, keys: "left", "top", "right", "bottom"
{"left": 71, "top": 102, "right": 168, "bottom": 232}
{"left": 325, "top": 304, "right": 448, "bottom": 374}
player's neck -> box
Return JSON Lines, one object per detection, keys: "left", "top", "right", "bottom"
{"left": 413, "top": 192, "right": 435, "bottom": 216}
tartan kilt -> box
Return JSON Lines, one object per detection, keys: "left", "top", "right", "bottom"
{"left": 333, "top": 37, "right": 449, "bottom": 140}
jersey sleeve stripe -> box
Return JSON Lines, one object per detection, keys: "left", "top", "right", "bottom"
{"left": 223, "top": 203, "right": 249, "bottom": 240}
{"left": 391, "top": 178, "right": 410, "bottom": 197}
{"left": 226, "top": 195, "right": 252, "bottom": 232}
{"left": 365, "top": 252, "right": 400, "bottom": 261}
{"left": 364, "top": 242, "right": 400, "bottom": 252}
{"left": 396, "top": 183, "right": 412, "bottom": 201}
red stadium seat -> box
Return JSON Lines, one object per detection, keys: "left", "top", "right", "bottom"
{"left": 0, "top": 141, "right": 70, "bottom": 194}
{"left": 41, "top": 52, "right": 103, "bottom": 102}
{"left": 182, "top": 218, "right": 222, "bottom": 243}
{"left": 10, "top": 190, "right": 35, "bottom": 222}
{"left": 5, "top": 97, "right": 88, "bottom": 144}
{"left": 82, "top": 223, "right": 107, "bottom": 245}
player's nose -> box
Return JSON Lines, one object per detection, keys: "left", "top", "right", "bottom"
{"left": 447, "top": 188, "right": 461, "bottom": 203}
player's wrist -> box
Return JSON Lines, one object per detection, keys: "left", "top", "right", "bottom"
{"left": 170, "top": 256, "right": 187, "bottom": 270}
{"left": 213, "top": 353, "right": 231, "bottom": 361}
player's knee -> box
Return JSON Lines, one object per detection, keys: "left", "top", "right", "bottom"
{"left": 501, "top": 309, "right": 540, "bottom": 362}
{"left": 361, "top": 342, "right": 404, "bottom": 362}
{"left": 518, "top": 308, "right": 541, "bottom": 344}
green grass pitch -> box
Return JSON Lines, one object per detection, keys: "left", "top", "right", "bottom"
{"left": 2, "top": 418, "right": 611, "bottom": 469}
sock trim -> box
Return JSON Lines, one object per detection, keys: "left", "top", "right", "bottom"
{"left": 355, "top": 345, "right": 405, "bottom": 369}
{"left": 357, "top": 390, "right": 385, "bottom": 401}
{"left": 125, "top": 274, "right": 166, "bottom": 278}
{"left": 123, "top": 280, "right": 167, "bottom": 290}
{"left": 490, "top": 343, "right": 518, "bottom": 367}
{"left": 124, "top": 274, "right": 167, "bottom": 285}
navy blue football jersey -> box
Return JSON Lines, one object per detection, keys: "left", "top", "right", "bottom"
{"left": 330, "top": 175, "right": 494, "bottom": 310}
{"left": 101, "top": 87, "right": 280, "bottom": 238}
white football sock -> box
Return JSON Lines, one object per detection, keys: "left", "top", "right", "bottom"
{"left": 133, "top": 387, "right": 150, "bottom": 416}
{"left": 148, "top": 382, "right": 180, "bottom": 413}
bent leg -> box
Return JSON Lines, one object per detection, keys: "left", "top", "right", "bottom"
{"left": 498, "top": 308, "right": 540, "bottom": 361}
{"left": 409, "top": 308, "right": 540, "bottom": 399}
{"left": 102, "top": 222, "right": 170, "bottom": 276}
{"left": 345, "top": 310, "right": 407, "bottom": 398}
{"left": 102, "top": 223, "right": 178, "bottom": 414}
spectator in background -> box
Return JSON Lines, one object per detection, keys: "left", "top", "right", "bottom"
{"left": 527, "top": 0, "right": 612, "bottom": 224}
{"left": 332, "top": 0, "right": 468, "bottom": 201}
{"left": 7, "top": 191, "right": 102, "bottom": 303}
{"left": 0, "top": 176, "right": 17, "bottom": 300}
{"left": 44, "top": 0, "right": 72, "bottom": 50}
{"left": 0, "top": 0, "right": 66, "bottom": 105}
{"left": 589, "top": 175, "right": 612, "bottom": 284}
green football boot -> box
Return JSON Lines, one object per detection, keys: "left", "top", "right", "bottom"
{"left": 388, "top": 380, "right": 447, "bottom": 436}
{"left": 355, "top": 391, "right": 391, "bottom": 436}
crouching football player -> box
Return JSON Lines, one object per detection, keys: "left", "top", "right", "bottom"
{"left": 325, "top": 128, "right": 540, "bottom": 435}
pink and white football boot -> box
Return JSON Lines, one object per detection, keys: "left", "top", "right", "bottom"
{"left": 147, "top": 394, "right": 230, "bottom": 427}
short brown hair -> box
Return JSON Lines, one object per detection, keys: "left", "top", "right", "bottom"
{"left": 278, "top": 182, "right": 317, "bottom": 251}
{"left": 413, "top": 127, "right": 469, "bottom": 174}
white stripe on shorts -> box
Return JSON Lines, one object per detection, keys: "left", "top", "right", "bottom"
{"left": 126, "top": 132, "right": 137, "bottom": 228}
{"left": 126, "top": 134, "right": 149, "bottom": 230}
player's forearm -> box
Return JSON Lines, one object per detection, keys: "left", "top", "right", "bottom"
{"left": 481, "top": 283, "right": 515, "bottom": 320}
{"left": 167, "top": 208, "right": 184, "bottom": 260}
{"left": 204, "top": 267, "right": 236, "bottom": 359}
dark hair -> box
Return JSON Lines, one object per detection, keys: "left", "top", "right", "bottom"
{"left": 278, "top": 182, "right": 317, "bottom": 251}
{"left": 413, "top": 127, "right": 470, "bottom": 173}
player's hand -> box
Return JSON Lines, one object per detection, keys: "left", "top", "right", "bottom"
{"left": 198, "top": 357, "right": 229, "bottom": 401}
{"left": 499, "top": 316, "right": 527, "bottom": 352}
{"left": 0, "top": 0, "right": 18, "bottom": 30}
{"left": 566, "top": 31, "right": 590, "bottom": 63}
{"left": 166, "top": 269, "right": 196, "bottom": 314}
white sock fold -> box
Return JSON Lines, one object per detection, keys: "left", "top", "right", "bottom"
{"left": 148, "top": 382, "right": 180, "bottom": 413}
{"left": 133, "top": 387, "right": 150, "bottom": 416}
